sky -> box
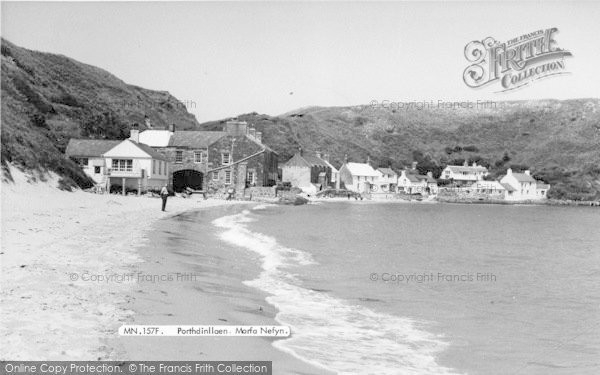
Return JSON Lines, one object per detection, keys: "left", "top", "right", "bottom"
{"left": 2, "top": 1, "right": 600, "bottom": 122}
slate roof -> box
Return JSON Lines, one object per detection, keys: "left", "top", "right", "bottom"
{"left": 510, "top": 172, "right": 536, "bottom": 183}
{"left": 377, "top": 167, "right": 397, "bottom": 176}
{"left": 344, "top": 162, "right": 379, "bottom": 177}
{"left": 323, "top": 159, "right": 339, "bottom": 172}
{"left": 446, "top": 165, "right": 488, "bottom": 173}
{"left": 401, "top": 170, "right": 434, "bottom": 183}
{"left": 537, "top": 183, "right": 550, "bottom": 189}
{"left": 403, "top": 173, "right": 422, "bottom": 183}
{"left": 65, "top": 139, "right": 121, "bottom": 157}
{"left": 167, "top": 130, "right": 277, "bottom": 154}
{"left": 470, "top": 180, "right": 506, "bottom": 190}
{"left": 131, "top": 141, "right": 168, "bottom": 161}
{"left": 500, "top": 183, "right": 516, "bottom": 192}
{"left": 303, "top": 155, "right": 329, "bottom": 167}
{"left": 284, "top": 153, "right": 329, "bottom": 168}
{"left": 245, "top": 134, "right": 277, "bottom": 154}
{"left": 168, "top": 131, "right": 227, "bottom": 148}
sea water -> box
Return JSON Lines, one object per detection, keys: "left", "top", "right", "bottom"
{"left": 212, "top": 202, "right": 600, "bottom": 374}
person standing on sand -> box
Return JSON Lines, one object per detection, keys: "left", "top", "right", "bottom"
{"left": 160, "top": 185, "right": 169, "bottom": 211}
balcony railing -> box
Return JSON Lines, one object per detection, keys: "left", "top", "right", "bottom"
{"left": 106, "top": 168, "right": 143, "bottom": 178}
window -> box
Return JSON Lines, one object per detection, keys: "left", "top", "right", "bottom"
{"left": 152, "top": 161, "right": 156, "bottom": 175}
{"left": 94, "top": 166, "right": 101, "bottom": 174}
{"left": 222, "top": 152, "right": 231, "bottom": 165}
{"left": 175, "top": 150, "right": 183, "bottom": 163}
{"left": 247, "top": 171, "right": 255, "bottom": 185}
{"left": 212, "top": 171, "right": 219, "bottom": 181}
{"left": 194, "top": 151, "right": 203, "bottom": 163}
{"left": 111, "top": 159, "right": 133, "bottom": 172}
{"left": 225, "top": 170, "right": 232, "bottom": 184}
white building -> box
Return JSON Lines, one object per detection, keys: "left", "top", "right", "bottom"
{"left": 440, "top": 162, "right": 489, "bottom": 185}
{"left": 397, "top": 170, "right": 438, "bottom": 195}
{"left": 500, "top": 168, "right": 549, "bottom": 201}
{"left": 103, "top": 130, "right": 169, "bottom": 194}
{"left": 468, "top": 180, "right": 508, "bottom": 199}
{"left": 375, "top": 168, "right": 398, "bottom": 193}
{"left": 65, "top": 139, "right": 121, "bottom": 184}
{"left": 339, "top": 162, "right": 379, "bottom": 193}
{"left": 65, "top": 130, "right": 169, "bottom": 194}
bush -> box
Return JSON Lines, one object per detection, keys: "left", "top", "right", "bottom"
{"left": 30, "top": 114, "right": 49, "bottom": 129}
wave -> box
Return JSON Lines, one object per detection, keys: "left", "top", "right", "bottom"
{"left": 213, "top": 210, "right": 458, "bottom": 375}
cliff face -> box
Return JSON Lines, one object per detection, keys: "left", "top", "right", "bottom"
{"left": 199, "top": 100, "right": 600, "bottom": 200}
{"left": 1, "top": 38, "right": 200, "bottom": 188}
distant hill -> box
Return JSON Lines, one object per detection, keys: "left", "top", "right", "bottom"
{"left": 2, "top": 39, "right": 598, "bottom": 200}
{"left": 199, "top": 100, "right": 600, "bottom": 200}
{"left": 1, "top": 38, "right": 199, "bottom": 188}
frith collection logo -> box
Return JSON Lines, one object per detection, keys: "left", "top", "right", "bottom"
{"left": 463, "top": 28, "right": 572, "bottom": 92}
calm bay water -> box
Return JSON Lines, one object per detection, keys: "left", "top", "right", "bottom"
{"left": 212, "top": 202, "right": 600, "bottom": 374}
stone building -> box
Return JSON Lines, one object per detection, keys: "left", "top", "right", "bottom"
{"left": 139, "top": 121, "right": 278, "bottom": 195}
{"left": 281, "top": 150, "right": 331, "bottom": 190}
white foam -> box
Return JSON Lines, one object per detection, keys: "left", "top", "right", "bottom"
{"left": 212, "top": 211, "right": 459, "bottom": 375}
{"left": 252, "top": 203, "right": 275, "bottom": 211}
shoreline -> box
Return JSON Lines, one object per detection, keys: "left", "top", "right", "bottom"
{"left": 0, "top": 167, "right": 247, "bottom": 360}
{"left": 1, "top": 168, "right": 331, "bottom": 373}
{"left": 113, "top": 204, "right": 332, "bottom": 374}
{"left": 309, "top": 195, "right": 599, "bottom": 207}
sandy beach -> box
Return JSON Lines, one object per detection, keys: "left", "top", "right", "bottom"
{"left": 0, "top": 166, "right": 238, "bottom": 358}
{"left": 0, "top": 166, "right": 331, "bottom": 373}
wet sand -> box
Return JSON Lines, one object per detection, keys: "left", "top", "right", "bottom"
{"left": 113, "top": 205, "right": 333, "bottom": 374}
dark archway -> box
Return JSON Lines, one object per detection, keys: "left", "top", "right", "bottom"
{"left": 173, "top": 169, "right": 203, "bottom": 192}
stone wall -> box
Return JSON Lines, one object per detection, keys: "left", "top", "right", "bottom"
{"left": 437, "top": 187, "right": 506, "bottom": 202}
{"left": 206, "top": 136, "right": 278, "bottom": 192}
{"left": 245, "top": 186, "right": 277, "bottom": 199}
{"left": 156, "top": 133, "right": 278, "bottom": 193}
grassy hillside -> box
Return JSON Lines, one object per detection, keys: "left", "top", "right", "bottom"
{"left": 200, "top": 100, "right": 600, "bottom": 200}
{"left": 2, "top": 39, "right": 598, "bottom": 199}
{"left": 1, "top": 38, "right": 199, "bottom": 188}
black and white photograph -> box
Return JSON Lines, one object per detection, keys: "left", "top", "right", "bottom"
{"left": 1, "top": 1, "right": 599, "bottom": 374}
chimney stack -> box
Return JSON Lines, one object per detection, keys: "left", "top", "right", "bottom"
{"left": 506, "top": 168, "right": 513, "bottom": 175}
{"left": 316, "top": 151, "right": 322, "bottom": 159}
{"left": 225, "top": 120, "right": 248, "bottom": 136}
{"left": 472, "top": 161, "right": 477, "bottom": 167}
{"left": 323, "top": 153, "right": 330, "bottom": 162}
{"left": 524, "top": 170, "right": 531, "bottom": 175}
{"left": 463, "top": 160, "right": 468, "bottom": 167}
{"left": 255, "top": 131, "right": 262, "bottom": 143}
{"left": 169, "top": 123, "right": 175, "bottom": 132}
{"left": 411, "top": 161, "right": 418, "bottom": 170}
{"left": 130, "top": 129, "right": 139, "bottom": 143}
{"left": 427, "top": 171, "right": 433, "bottom": 178}
{"left": 249, "top": 127, "right": 256, "bottom": 138}
{"left": 144, "top": 116, "right": 152, "bottom": 129}
{"left": 366, "top": 155, "right": 371, "bottom": 165}
{"left": 299, "top": 146, "right": 303, "bottom": 156}
{"left": 344, "top": 154, "right": 348, "bottom": 163}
